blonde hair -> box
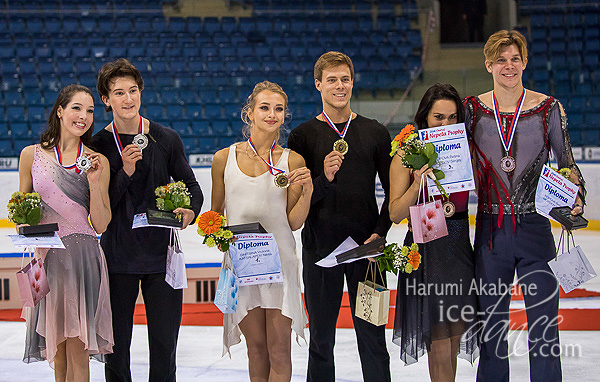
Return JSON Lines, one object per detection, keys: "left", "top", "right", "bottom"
{"left": 484, "top": 30, "right": 528, "bottom": 64}
{"left": 314, "top": 51, "right": 355, "bottom": 81}
{"left": 241, "top": 81, "right": 290, "bottom": 142}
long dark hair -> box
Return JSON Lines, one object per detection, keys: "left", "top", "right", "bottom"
{"left": 41, "top": 84, "right": 95, "bottom": 149}
{"left": 414, "top": 83, "right": 464, "bottom": 130}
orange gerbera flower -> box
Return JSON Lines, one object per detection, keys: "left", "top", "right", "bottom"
{"left": 393, "top": 124, "right": 415, "bottom": 143}
{"left": 198, "top": 210, "right": 222, "bottom": 235}
{"left": 409, "top": 251, "right": 421, "bottom": 270}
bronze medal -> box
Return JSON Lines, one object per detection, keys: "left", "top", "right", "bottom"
{"left": 443, "top": 201, "right": 455, "bottom": 218}
{"left": 274, "top": 173, "right": 289, "bottom": 189}
{"left": 333, "top": 139, "right": 349, "bottom": 155}
{"left": 500, "top": 155, "right": 516, "bottom": 173}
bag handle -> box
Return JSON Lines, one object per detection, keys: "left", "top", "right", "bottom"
{"left": 415, "top": 173, "right": 427, "bottom": 205}
{"left": 20, "top": 247, "right": 33, "bottom": 269}
{"left": 364, "top": 260, "right": 385, "bottom": 285}
{"left": 554, "top": 229, "right": 575, "bottom": 260}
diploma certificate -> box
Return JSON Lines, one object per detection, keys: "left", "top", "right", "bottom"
{"left": 418, "top": 123, "right": 475, "bottom": 195}
{"left": 535, "top": 164, "right": 578, "bottom": 221}
{"left": 229, "top": 233, "right": 283, "bottom": 286}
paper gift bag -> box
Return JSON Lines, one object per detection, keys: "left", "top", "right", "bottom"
{"left": 214, "top": 251, "right": 239, "bottom": 314}
{"left": 355, "top": 262, "right": 389, "bottom": 326}
{"left": 166, "top": 229, "right": 187, "bottom": 289}
{"left": 548, "top": 245, "right": 597, "bottom": 294}
{"left": 16, "top": 255, "right": 50, "bottom": 308}
{"left": 214, "top": 267, "right": 238, "bottom": 314}
{"left": 409, "top": 175, "right": 448, "bottom": 243}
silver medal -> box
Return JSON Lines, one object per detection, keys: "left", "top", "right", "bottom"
{"left": 75, "top": 155, "right": 92, "bottom": 172}
{"left": 133, "top": 134, "right": 148, "bottom": 150}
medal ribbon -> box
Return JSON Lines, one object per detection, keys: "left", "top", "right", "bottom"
{"left": 247, "top": 138, "right": 285, "bottom": 176}
{"left": 321, "top": 110, "right": 351, "bottom": 140}
{"left": 111, "top": 115, "right": 143, "bottom": 155}
{"left": 54, "top": 140, "right": 83, "bottom": 174}
{"left": 492, "top": 88, "right": 526, "bottom": 154}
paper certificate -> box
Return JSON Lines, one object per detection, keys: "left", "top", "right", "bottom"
{"left": 9, "top": 232, "right": 65, "bottom": 249}
{"left": 418, "top": 123, "right": 475, "bottom": 195}
{"left": 535, "top": 164, "right": 578, "bottom": 220}
{"left": 228, "top": 233, "right": 283, "bottom": 286}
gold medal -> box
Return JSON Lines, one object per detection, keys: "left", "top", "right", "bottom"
{"left": 274, "top": 173, "right": 289, "bottom": 189}
{"left": 333, "top": 139, "right": 348, "bottom": 155}
{"left": 443, "top": 201, "right": 455, "bottom": 217}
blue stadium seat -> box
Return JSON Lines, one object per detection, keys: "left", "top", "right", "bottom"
{"left": 204, "top": 103, "right": 222, "bottom": 119}
{"left": 186, "top": 103, "right": 203, "bottom": 119}
{"left": 1, "top": 74, "right": 20, "bottom": 90}
{"left": 0, "top": 45, "right": 14, "bottom": 60}
{"left": 198, "top": 137, "right": 219, "bottom": 153}
{"left": 44, "top": 18, "right": 61, "bottom": 33}
{"left": 143, "top": 90, "right": 160, "bottom": 105}
{"left": 169, "top": 17, "right": 186, "bottom": 33}
{"left": 223, "top": 103, "right": 240, "bottom": 120}
{"left": 180, "top": 137, "right": 197, "bottom": 153}
{"left": 211, "top": 120, "right": 230, "bottom": 135}
{"left": 13, "top": 138, "right": 36, "bottom": 153}
{"left": 3, "top": 91, "right": 23, "bottom": 105}
{"left": 0, "top": 139, "right": 13, "bottom": 156}
{"left": 27, "top": 106, "right": 45, "bottom": 121}
{"left": 239, "top": 18, "right": 255, "bottom": 33}
{"left": 204, "top": 17, "right": 220, "bottom": 33}
{"left": 145, "top": 106, "right": 164, "bottom": 120}
{"left": 23, "top": 91, "right": 43, "bottom": 106}
{"left": 191, "top": 120, "right": 210, "bottom": 135}
{"left": 221, "top": 17, "right": 237, "bottom": 33}
{"left": 166, "top": 105, "right": 185, "bottom": 119}
{"left": 63, "top": 19, "right": 80, "bottom": 33}
{"left": 9, "top": 121, "right": 29, "bottom": 138}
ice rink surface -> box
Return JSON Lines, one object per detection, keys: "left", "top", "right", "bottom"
{"left": 1, "top": 224, "right": 599, "bottom": 381}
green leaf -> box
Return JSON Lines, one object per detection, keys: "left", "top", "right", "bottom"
{"left": 404, "top": 154, "right": 428, "bottom": 170}
{"left": 432, "top": 169, "right": 445, "bottom": 180}
{"left": 164, "top": 200, "right": 175, "bottom": 211}
{"left": 26, "top": 208, "right": 41, "bottom": 226}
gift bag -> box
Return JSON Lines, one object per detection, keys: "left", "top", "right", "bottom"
{"left": 355, "top": 262, "right": 389, "bottom": 326}
{"left": 165, "top": 229, "right": 187, "bottom": 289}
{"left": 16, "top": 250, "right": 50, "bottom": 308}
{"left": 214, "top": 251, "right": 238, "bottom": 314}
{"left": 548, "top": 230, "right": 597, "bottom": 293}
{"left": 409, "top": 174, "right": 448, "bottom": 243}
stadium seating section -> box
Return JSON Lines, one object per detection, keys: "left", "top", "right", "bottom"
{"left": 0, "top": 0, "right": 597, "bottom": 155}
{"left": 519, "top": 1, "right": 600, "bottom": 147}
{"left": 0, "top": 0, "right": 421, "bottom": 155}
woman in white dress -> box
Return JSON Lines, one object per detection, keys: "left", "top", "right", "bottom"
{"left": 211, "top": 81, "right": 312, "bottom": 382}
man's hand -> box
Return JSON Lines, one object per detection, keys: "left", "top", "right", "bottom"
{"left": 121, "top": 144, "right": 143, "bottom": 177}
{"left": 323, "top": 150, "right": 344, "bottom": 182}
{"left": 365, "top": 233, "right": 381, "bottom": 262}
{"left": 174, "top": 208, "right": 196, "bottom": 229}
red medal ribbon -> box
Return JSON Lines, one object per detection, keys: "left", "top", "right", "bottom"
{"left": 54, "top": 140, "right": 83, "bottom": 174}
{"left": 111, "top": 115, "right": 143, "bottom": 155}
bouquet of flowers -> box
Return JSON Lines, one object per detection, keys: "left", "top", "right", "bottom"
{"left": 376, "top": 242, "right": 421, "bottom": 275}
{"left": 552, "top": 166, "right": 572, "bottom": 179}
{"left": 155, "top": 181, "right": 192, "bottom": 212}
{"left": 197, "top": 210, "right": 234, "bottom": 252}
{"left": 390, "top": 124, "right": 448, "bottom": 198}
{"left": 7, "top": 191, "right": 41, "bottom": 226}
